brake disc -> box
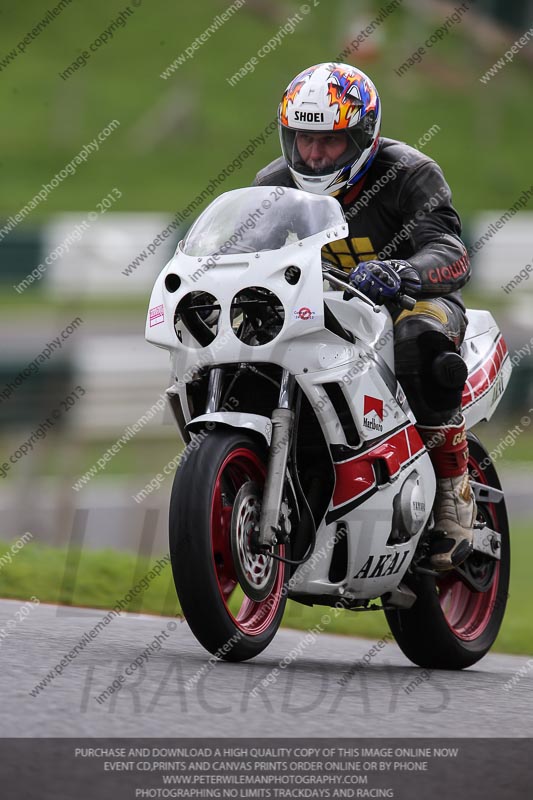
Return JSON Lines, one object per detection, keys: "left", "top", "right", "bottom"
{"left": 230, "top": 481, "right": 277, "bottom": 602}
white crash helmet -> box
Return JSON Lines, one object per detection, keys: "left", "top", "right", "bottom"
{"left": 278, "top": 62, "right": 381, "bottom": 196}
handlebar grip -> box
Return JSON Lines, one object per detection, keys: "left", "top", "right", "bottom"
{"left": 398, "top": 294, "right": 417, "bottom": 310}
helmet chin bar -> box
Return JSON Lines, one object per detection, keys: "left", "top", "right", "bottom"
{"left": 290, "top": 169, "right": 345, "bottom": 196}
{"left": 288, "top": 141, "right": 377, "bottom": 197}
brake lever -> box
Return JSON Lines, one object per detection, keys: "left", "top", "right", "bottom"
{"left": 322, "top": 263, "right": 351, "bottom": 280}
{"left": 323, "top": 265, "right": 417, "bottom": 312}
{"left": 322, "top": 268, "right": 382, "bottom": 313}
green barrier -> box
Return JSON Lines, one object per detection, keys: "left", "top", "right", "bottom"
{"left": 0, "top": 227, "right": 42, "bottom": 285}
{"left": 500, "top": 364, "right": 533, "bottom": 416}
{"left": 0, "top": 360, "right": 73, "bottom": 427}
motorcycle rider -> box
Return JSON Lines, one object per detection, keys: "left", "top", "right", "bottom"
{"left": 253, "top": 62, "right": 475, "bottom": 571}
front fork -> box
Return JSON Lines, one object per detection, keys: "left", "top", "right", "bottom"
{"left": 204, "top": 366, "right": 295, "bottom": 548}
{"left": 257, "top": 370, "right": 295, "bottom": 548}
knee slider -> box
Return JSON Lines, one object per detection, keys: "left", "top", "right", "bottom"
{"left": 431, "top": 351, "right": 468, "bottom": 389}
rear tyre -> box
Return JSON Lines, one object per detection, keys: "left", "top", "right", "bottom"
{"left": 169, "top": 429, "right": 289, "bottom": 661}
{"left": 384, "top": 433, "right": 510, "bottom": 669}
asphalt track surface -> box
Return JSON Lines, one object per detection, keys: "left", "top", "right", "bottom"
{"left": 2, "top": 599, "right": 532, "bottom": 738}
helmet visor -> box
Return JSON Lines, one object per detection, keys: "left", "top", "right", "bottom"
{"left": 280, "top": 117, "right": 375, "bottom": 177}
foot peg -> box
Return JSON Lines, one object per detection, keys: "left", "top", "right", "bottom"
{"left": 429, "top": 532, "right": 473, "bottom": 571}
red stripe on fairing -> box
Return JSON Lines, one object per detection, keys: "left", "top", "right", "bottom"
{"left": 473, "top": 366, "right": 490, "bottom": 396}
{"left": 462, "top": 334, "right": 507, "bottom": 409}
{"left": 486, "top": 358, "right": 498, "bottom": 383}
{"left": 406, "top": 424, "right": 425, "bottom": 458}
{"left": 333, "top": 458, "right": 375, "bottom": 508}
{"left": 462, "top": 366, "right": 489, "bottom": 406}
{"left": 332, "top": 425, "right": 419, "bottom": 508}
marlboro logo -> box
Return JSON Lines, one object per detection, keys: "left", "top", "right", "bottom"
{"left": 364, "top": 395, "right": 383, "bottom": 419}
{"left": 363, "top": 395, "right": 384, "bottom": 432}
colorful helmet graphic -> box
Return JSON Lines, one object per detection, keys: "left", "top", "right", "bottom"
{"left": 278, "top": 62, "right": 381, "bottom": 196}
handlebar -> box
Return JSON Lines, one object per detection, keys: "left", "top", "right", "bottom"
{"left": 397, "top": 294, "right": 417, "bottom": 310}
{"left": 322, "top": 264, "right": 416, "bottom": 312}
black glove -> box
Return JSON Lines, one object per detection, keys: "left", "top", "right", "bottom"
{"left": 386, "top": 259, "right": 422, "bottom": 296}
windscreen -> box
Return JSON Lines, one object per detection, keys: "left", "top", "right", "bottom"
{"left": 181, "top": 186, "right": 345, "bottom": 257}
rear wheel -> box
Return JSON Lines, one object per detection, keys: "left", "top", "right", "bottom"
{"left": 385, "top": 433, "right": 510, "bottom": 669}
{"left": 169, "top": 429, "right": 289, "bottom": 661}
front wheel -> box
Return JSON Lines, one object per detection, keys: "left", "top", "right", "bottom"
{"left": 169, "top": 429, "right": 289, "bottom": 661}
{"left": 385, "top": 433, "right": 510, "bottom": 669}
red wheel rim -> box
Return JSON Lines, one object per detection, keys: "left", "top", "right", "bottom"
{"left": 437, "top": 454, "right": 500, "bottom": 641}
{"left": 210, "top": 447, "right": 285, "bottom": 636}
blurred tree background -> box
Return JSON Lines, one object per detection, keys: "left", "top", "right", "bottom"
{"left": 0, "top": 0, "right": 531, "bottom": 213}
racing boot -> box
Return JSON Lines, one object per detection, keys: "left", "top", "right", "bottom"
{"left": 416, "top": 415, "right": 476, "bottom": 571}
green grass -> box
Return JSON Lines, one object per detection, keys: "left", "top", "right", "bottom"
{"left": 0, "top": 544, "right": 181, "bottom": 618}
{"left": 0, "top": 0, "right": 532, "bottom": 216}
{"left": 478, "top": 427, "right": 533, "bottom": 463}
{"left": 52, "top": 438, "right": 182, "bottom": 481}
{"left": 0, "top": 436, "right": 184, "bottom": 486}
{"left": 1, "top": 525, "right": 531, "bottom": 655}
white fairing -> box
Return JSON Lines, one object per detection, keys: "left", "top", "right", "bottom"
{"left": 146, "top": 187, "right": 510, "bottom": 602}
{"left": 186, "top": 412, "right": 273, "bottom": 445}
{"left": 461, "top": 309, "right": 512, "bottom": 429}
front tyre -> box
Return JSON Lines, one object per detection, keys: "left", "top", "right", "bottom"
{"left": 385, "top": 433, "right": 510, "bottom": 670}
{"left": 169, "top": 429, "right": 288, "bottom": 661}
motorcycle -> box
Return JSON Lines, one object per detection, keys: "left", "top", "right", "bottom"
{"left": 146, "top": 185, "right": 512, "bottom": 669}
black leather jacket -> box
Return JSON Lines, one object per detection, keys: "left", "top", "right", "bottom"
{"left": 253, "top": 137, "right": 470, "bottom": 309}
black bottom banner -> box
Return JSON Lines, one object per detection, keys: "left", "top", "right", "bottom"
{"left": 0, "top": 738, "right": 530, "bottom": 799}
